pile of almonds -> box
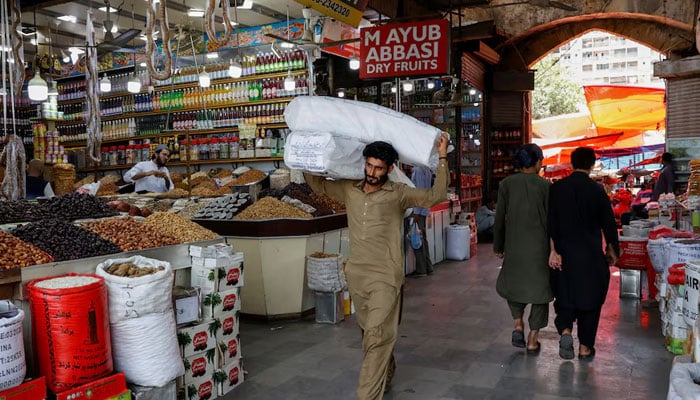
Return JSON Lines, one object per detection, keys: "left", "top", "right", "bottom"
{"left": 235, "top": 197, "right": 312, "bottom": 220}
{"left": 83, "top": 217, "right": 180, "bottom": 251}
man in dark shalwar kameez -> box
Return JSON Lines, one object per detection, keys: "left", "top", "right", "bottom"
{"left": 547, "top": 147, "right": 619, "bottom": 361}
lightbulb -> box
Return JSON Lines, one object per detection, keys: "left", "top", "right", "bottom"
{"left": 62, "top": 54, "right": 70, "bottom": 63}
{"left": 469, "top": 88, "right": 477, "bottom": 95}
{"left": 199, "top": 67, "right": 211, "bottom": 88}
{"left": 100, "top": 76, "right": 111, "bottom": 92}
{"left": 228, "top": 59, "right": 242, "bottom": 78}
{"left": 28, "top": 72, "right": 48, "bottom": 101}
{"left": 402, "top": 80, "right": 414, "bottom": 93}
{"left": 390, "top": 85, "right": 397, "bottom": 94}
{"left": 284, "top": 70, "right": 295, "bottom": 91}
{"left": 206, "top": 53, "right": 218, "bottom": 59}
{"left": 128, "top": 75, "right": 142, "bottom": 93}
{"left": 348, "top": 56, "right": 360, "bottom": 70}
{"left": 280, "top": 42, "right": 295, "bottom": 49}
{"left": 337, "top": 89, "right": 345, "bottom": 98}
{"left": 427, "top": 80, "right": 435, "bottom": 89}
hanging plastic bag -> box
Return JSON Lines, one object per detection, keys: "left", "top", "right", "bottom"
{"left": 409, "top": 220, "right": 422, "bottom": 250}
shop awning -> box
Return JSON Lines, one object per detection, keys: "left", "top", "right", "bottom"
{"left": 583, "top": 85, "right": 666, "bottom": 133}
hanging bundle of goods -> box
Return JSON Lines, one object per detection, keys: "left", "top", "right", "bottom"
{"left": 95, "top": 256, "right": 184, "bottom": 387}
{"left": 28, "top": 274, "right": 113, "bottom": 393}
{"left": 85, "top": 12, "right": 103, "bottom": 164}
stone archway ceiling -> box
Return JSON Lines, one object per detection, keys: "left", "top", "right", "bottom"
{"left": 496, "top": 13, "right": 695, "bottom": 70}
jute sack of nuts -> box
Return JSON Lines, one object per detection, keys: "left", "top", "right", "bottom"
{"left": 53, "top": 163, "right": 76, "bottom": 195}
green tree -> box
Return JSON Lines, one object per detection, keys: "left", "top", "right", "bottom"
{"left": 532, "top": 56, "right": 585, "bottom": 119}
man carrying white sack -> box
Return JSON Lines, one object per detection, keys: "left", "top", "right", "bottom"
{"left": 305, "top": 135, "right": 449, "bottom": 399}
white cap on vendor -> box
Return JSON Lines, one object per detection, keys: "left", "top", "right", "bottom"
{"left": 154, "top": 144, "right": 169, "bottom": 154}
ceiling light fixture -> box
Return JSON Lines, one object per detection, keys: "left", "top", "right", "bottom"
{"left": 139, "top": 62, "right": 147, "bottom": 67}
{"left": 280, "top": 41, "right": 294, "bottom": 49}
{"left": 206, "top": 52, "right": 218, "bottom": 59}
{"left": 427, "top": 80, "right": 435, "bottom": 89}
{"left": 30, "top": 38, "right": 37, "bottom": 46}
{"left": 28, "top": 72, "right": 48, "bottom": 101}
{"left": 228, "top": 59, "right": 242, "bottom": 78}
{"left": 337, "top": 88, "right": 345, "bottom": 98}
{"left": 98, "top": 6, "right": 118, "bottom": 12}
{"left": 390, "top": 85, "right": 397, "bottom": 94}
{"left": 103, "top": 24, "right": 119, "bottom": 33}
{"left": 469, "top": 88, "right": 477, "bottom": 95}
{"left": 284, "top": 70, "right": 295, "bottom": 91}
{"left": 402, "top": 80, "right": 414, "bottom": 93}
{"left": 199, "top": 67, "right": 211, "bottom": 88}
{"left": 58, "top": 15, "right": 77, "bottom": 23}
{"left": 100, "top": 75, "right": 112, "bottom": 92}
{"left": 348, "top": 56, "right": 360, "bottom": 70}
{"left": 187, "top": 9, "right": 205, "bottom": 17}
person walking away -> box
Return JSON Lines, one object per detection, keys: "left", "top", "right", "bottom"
{"left": 26, "top": 158, "right": 55, "bottom": 199}
{"left": 651, "top": 152, "right": 675, "bottom": 201}
{"left": 548, "top": 147, "right": 619, "bottom": 361}
{"left": 411, "top": 165, "right": 434, "bottom": 276}
{"left": 494, "top": 143, "right": 553, "bottom": 354}
{"left": 305, "top": 137, "right": 449, "bottom": 399}
{"left": 123, "top": 144, "right": 174, "bottom": 193}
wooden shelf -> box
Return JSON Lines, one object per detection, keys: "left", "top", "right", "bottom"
{"left": 57, "top": 70, "right": 308, "bottom": 104}
{"left": 461, "top": 196, "right": 482, "bottom": 202}
{"left": 492, "top": 140, "right": 522, "bottom": 144}
{"left": 77, "top": 157, "right": 284, "bottom": 172}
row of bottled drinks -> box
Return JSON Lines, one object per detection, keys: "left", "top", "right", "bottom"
{"left": 56, "top": 49, "right": 308, "bottom": 101}
{"left": 58, "top": 77, "right": 308, "bottom": 120}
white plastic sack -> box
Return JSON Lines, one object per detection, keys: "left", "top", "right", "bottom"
{"left": 445, "top": 224, "right": 470, "bottom": 261}
{"left": 307, "top": 255, "right": 346, "bottom": 292}
{"left": 284, "top": 97, "right": 442, "bottom": 170}
{"left": 648, "top": 238, "right": 671, "bottom": 273}
{"left": 0, "top": 305, "right": 25, "bottom": 390}
{"left": 95, "top": 256, "right": 184, "bottom": 387}
{"left": 667, "top": 362, "right": 700, "bottom": 400}
{"left": 284, "top": 131, "right": 365, "bottom": 179}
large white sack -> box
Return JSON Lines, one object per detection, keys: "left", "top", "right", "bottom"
{"left": 284, "top": 96, "right": 442, "bottom": 170}
{"left": 0, "top": 305, "right": 26, "bottom": 391}
{"left": 110, "top": 314, "right": 184, "bottom": 387}
{"left": 284, "top": 131, "right": 365, "bottom": 179}
{"left": 96, "top": 256, "right": 184, "bottom": 387}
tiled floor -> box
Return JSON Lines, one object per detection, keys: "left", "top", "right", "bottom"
{"left": 225, "top": 243, "right": 674, "bottom": 399}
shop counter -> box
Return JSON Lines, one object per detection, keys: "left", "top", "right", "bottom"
{"left": 195, "top": 214, "right": 350, "bottom": 319}
{"left": 404, "top": 201, "right": 454, "bottom": 275}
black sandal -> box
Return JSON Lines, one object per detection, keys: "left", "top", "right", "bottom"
{"left": 511, "top": 330, "right": 526, "bottom": 348}
{"left": 578, "top": 348, "right": 596, "bottom": 361}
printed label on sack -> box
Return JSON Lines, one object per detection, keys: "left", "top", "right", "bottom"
{"left": 228, "top": 338, "right": 239, "bottom": 358}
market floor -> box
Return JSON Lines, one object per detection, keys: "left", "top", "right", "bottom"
{"left": 226, "top": 243, "right": 673, "bottom": 400}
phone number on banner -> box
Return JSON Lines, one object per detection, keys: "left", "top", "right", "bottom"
{"left": 310, "top": 0, "right": 352, "bottom": 18}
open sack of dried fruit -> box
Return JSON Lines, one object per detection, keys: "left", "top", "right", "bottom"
{"left": 95, "top": 256, "right": 184, "bottom": 387}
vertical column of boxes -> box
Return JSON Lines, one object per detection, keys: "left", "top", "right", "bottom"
{"left": 177, "top": 321, "right": 220, "bottom": 400}
{"left": 186, "top": 243, "right": 245, "bottom": 398}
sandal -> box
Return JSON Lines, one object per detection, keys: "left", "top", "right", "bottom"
{"left": 526, "top": 341, "right": 541, "bottom": 355}
{"left": 578, "top": 347, "right": 596, "bottom": 361}
{"left": 559, "top": 334, "right": 574, "bottom": 360}
{"left": 511, "top": 330, "right": 526, "bottom": 348}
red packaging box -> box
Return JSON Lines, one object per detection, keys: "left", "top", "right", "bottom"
{"left": 0, "top": 377, "right": 46, "bottom": 400}
{"left": 55, "top": 372, "right": 126, "bottom": 400}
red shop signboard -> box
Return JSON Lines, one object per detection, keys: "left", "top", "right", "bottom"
{"left": 359, "top": 19, "right": 449, "bottom": 79}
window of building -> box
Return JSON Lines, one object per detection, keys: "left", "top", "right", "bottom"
{"left": 593, "top": 37, "right": 610, "bottom": 47}
{"left": 582, "top": 39, "right": 593, "bottom": 48}
{"left": 610, "top": 76, "right": 627, "bottom": 84}
{"left": 583, "top": 51, "right": 593, "bottom": 59}
{"left": 627, "top": 61, "right": 638, "bottom": 68}
{"left": 596, "top": 64, "right": 610, "bottom": 71}
{"left": 627, "top": 47, "right": 638, "bottom": 56}
{"left": 582, "top": 64, "right": 593, "bottom": 72}
{"left": 613, "top": 49, "right": 626, "bottom": 57}
{"left": 612, "top": 62, "right": 625, "bottom": 70}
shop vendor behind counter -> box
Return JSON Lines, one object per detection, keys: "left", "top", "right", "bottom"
{"left": 123, "top": 144, "right": 174, "bottom": 193}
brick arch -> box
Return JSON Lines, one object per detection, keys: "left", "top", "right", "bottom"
{"left": 496, "top": 12, "right": 695, "bottom": 70}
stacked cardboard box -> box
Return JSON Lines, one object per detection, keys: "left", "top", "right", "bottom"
{"left": 176, "top": 243, "right": 245, "bottom": 399}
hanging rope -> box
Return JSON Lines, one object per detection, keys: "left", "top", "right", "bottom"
{"left": 10, "top": 0, "right": 24, "bottom": 100}
{"left": 86, "top": 11, "right": 103, "bottom": 164}
{"left": 145, "top": 0, "right": 173, "bottom": 81}
{"left": 205, "top": 0, "right": 234, "bottom": 49}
